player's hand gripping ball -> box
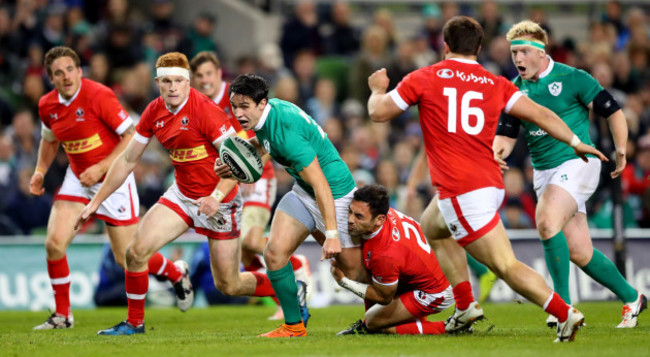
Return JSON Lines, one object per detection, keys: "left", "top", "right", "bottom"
{"left": 218, "top": 136, "right": 263, "bottom": 184}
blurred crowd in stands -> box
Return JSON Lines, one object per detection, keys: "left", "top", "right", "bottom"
{"left": 0, "top": 0, "right": 649, "bottom": 236}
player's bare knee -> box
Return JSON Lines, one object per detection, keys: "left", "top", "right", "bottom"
{"left": 125, "top": 245, "right": 148, "bottom": 269}
{"left": 44, "top": 237, "right": 66, "bottom": 258}
{"left": 263, "top": 247, "right": 287, "bottom": 270}
{"left": 536, "top": 217, "right": 557, "bottom": 240}
{"left": 214, "top": 279, "right": 240, "bottom": 296}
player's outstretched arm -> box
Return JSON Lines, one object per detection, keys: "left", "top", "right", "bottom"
{"left": 368, "top": 68, "right": 404, "bottom": 123}
{"left": 331, "top": 261, "right": 395, "bottom": 305}
{"left": 79, "top": 125, "right": 135, "bottom": 187}
{"left": 298, "top": 158, "right": 341, "bottom": 260}
{"left": 508, "top": 95, "right": 608, "bottom": 163}
{"left": 405, "top": 149, "right": 428, "bottom": 201}
{"left": 30, "top": 137, "right": 59, "bottom": 196}
{"left": 74, "top": 138, "right": 147, "bottom": 230}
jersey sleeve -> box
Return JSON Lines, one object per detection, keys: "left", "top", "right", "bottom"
{"left": 38, "top": 98, "right": 57, "bottom": 142}
{"left": 500, "top": 78, "right": 523, "bottom": 114}
{"left": 390, "top": 69, "right": 425, "bottom": 110}
{"left": 369, "top": 255, "right": 400, "bottom": 286}
{"left": 201, "top": 104, "right": 236, "bottom": 145}
{"left": 573, "top": 69, "right": 603, "bottom": 106}
{"left": 94, "top": 85, "right": 133, "bottom": 135}
{"left": 134, "top": 103, "right": 154, "bottom": 144}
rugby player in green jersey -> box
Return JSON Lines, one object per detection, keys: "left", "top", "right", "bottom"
{"left": 493, "top": 20, "right": 646, "bottom": 328}
{"left": 215, "top": 74, "right": 363, "bottom": 337}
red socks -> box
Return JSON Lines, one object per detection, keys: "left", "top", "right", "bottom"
{"left": 544, "top": 292, "right": 569, "bottom": 322}
{"left": 126, "top": 270, "right": 149, "bottom": 327}
{"left": 452, "top": 281, "right": 474, "bottom": 310}
{"left": 47, "top": 256, "right": 71, "bottom": 317}
{"left": 252, "top": 272, "right": 276, "bottom": 296}
{"left": 395, "top": 320, "right": 446, "bottom": 335}
{"left": 243, "top": 255, "right": 265, "bottom": 272}
{"left": 147, "top": 252, "right": 182, "bottom": 283}
{"left": 289, "top": 255, "right": 303, "bottom": 270}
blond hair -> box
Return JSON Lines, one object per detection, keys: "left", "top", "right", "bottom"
{"left": 506, "top": 20, "right": 548, "bottom": 45}
{"left": 155, "top": 52, "right": 190, "bottom": 70}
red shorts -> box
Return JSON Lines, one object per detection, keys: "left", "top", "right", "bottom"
{"left": 399, "top": 285, "right": 453, "bottom": 319}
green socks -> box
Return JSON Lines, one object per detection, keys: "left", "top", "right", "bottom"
{"left": 581, "top": 249, "right": 638, "bottom": 303}
{"left": 267, "top": 262, "right": 301, "bottom": 324}
{"left": 466, "top": 252, "right": 488, "bottom": 278}
{"left": 542, "top": 232, "right": 571, "bottom": 304}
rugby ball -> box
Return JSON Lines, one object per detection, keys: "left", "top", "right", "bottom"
{"left": 218, "top": 136, "right": 263, "bottom": 184}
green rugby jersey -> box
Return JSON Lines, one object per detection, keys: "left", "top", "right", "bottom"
{"left": 253, "top": 98, "right": 355, "bottom": 198}
{"left": 514, "top": 58, "right": 601, "bottom": 170}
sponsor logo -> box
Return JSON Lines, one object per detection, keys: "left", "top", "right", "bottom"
{"left": 455, "top": 71, "right": 495, "bottom": 85}
{"left": 449, "top": 224, "right": 458, "bottom": 233}
{"left": 118, "top": 110, "right": 128, "bottom": 120}
{"left": 528, "top": 128, "right": 548, "bottom": 137}
{"left": 49, "top": 113, "right": 58, "bottom": 120}
{"left": 155, "top": 120, "right": 165, "bottom": 128}
{"left": 169, "top": 145, "right": 208, "bottom": 162}
{"left": 437, "top": 68, "right": 454, "bottom": 79}
{"left": 548, "top": 82, "right": 562, "bottom": 96}
{"left": 221, "top": 152, "right": 246, "bottom": 181}
{"left": 365, "top": 251, "right": 372, "bottom": 265}
{"left": 392, "top": 226, "right": 401, "bottom": 242}
{"left": 61, "top": 133, "right": 102, "bottom": 154}
{"left": 220, "top": 125, "right": 227, "bottom": 136}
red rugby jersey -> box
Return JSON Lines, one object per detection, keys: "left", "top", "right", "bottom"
{"left": 391, "top": 58, "right": 521, "bottom": 198}
{"left": 135, "top": 87, "right": 238, "bottom": 200}
{"left": 38, "top": 78, "right": 132, "bottom": 178}
{"left": 362, "top": 208, "right": 449, "bottom": 295}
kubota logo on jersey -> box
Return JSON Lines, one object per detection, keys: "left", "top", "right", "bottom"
{"left": 169, "top": 145, "right": 208, "bottom": 162}
{"left": 437, "top": 69, "right": 454, "bottom": 79}
{"left": 61, "top": 133, "right": 102, "bottom": 154}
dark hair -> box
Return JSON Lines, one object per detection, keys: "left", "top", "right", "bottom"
{"left": 190, "top": 51, "right": 221, "bottom": 73}
{"left": 353, "top": 184, "right": 390, "bottom": 218}
{"left": 44, "top": 46, "right": 81, "bottom": 77}
{"left": 443, "top": 16, "right": 484, "bottom": 56}
{"left": 228, "top": 74, "right": 269, "bottom": 104}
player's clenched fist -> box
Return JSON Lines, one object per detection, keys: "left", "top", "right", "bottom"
{"left": 368, "top": 68, "right": 390, "bottom": 93}
{"left": 79, "top": 164, "right": 105, "bottom": 187}
{"left": 29, "top": 170, "right": 45, "bottom": 196}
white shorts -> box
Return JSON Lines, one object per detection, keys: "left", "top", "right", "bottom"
{"left": 158, "top": 182, "right": 242, "bottom": 240}
{"left": 55, "top": 166, "right": 139, "bottom": 226}
{"left": 437, "top": 187, "right": 504, "bottom": 246}
{"left": 292, "top": 184, "right": 360, "bottom": 248}
{"left": 533, "top": 157, "right": 601, "bottom": 214}
{"left": 242, "top": 177, "right": 277, "bottom": 210}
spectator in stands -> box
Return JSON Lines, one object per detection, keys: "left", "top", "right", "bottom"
{"left": 305, "top": 78, "right": 338, "bottom": 125}
{"left": 256, "top": 43, "right": 291, "bottom": 89}
{"left": 372, "top": 8, "right": 397, "bottom": 50}
{"left": 622, "top": 134, "right": 650, "bottom": 227}
{"left": 21, "top": 73, "right": 45, "bottom": 117}
{"left": 273, "top": 75, "right": 300, "bottom": 105}
{"left": 500, "top": 197, "right": 534, "bottom": 229}
{"left": 478, "top": 1, "right": 505, "bottom": 52}
{"left": 280, "top": 0, "right": 322, "bottom": 68}
{"left": 612, "top": 51, "right": 641, "bottom": 94}
{"left": 485, "top": 37, "right": 519, "bottom": 79}
{"left": 419, "top": 4, "right": 444, "bottom": 54}
{"left": 36, "top": 5, "right": 66, "bottom": 50}
{"left": 292, "top": 50, "right": 318, "bottom": 105}
{"left": 321, "top": 1, "right": 360, "bottom": 57}
{"left": 387, "top": 39, "right": 418, "bottom": 92}
{"left": 9, "top": 109, "right": 39, "bottom": 170}
{"left": 188, "top": 12, "right": 219, "bottom": 57}
{"left": 5, "top": 166, "right": 52, "bottom": 234}
{"left": 601, "top": 0, "right": 628, "bottom": 50}
{"left": 349, "top": 25, "right": 391, "bottom": 103}
{"left": 0, "top": 134, "right": 16, "bottom": 209}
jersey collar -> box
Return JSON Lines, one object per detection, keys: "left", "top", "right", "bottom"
{"left": 254, "top": 103, "right": 272, "bottom": 131}
{"left": 362, "top": 222, "right": 385, "bottom": 240}
{"left": 58, "top": 81, "right": 82, "bottom": 107}
{"left": 448, "top": 58, "right": 479, "bottom": 65}
{"left": 166, "top": 95, "right": 189, "bottom": 115}
{"left": 538, "top": 55, "right": 554, "bottom": 79}
{"left": 212, "top": 82, "right": 227, "bottom": 104}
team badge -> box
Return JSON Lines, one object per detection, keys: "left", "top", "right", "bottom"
{"left": 437, "top": 69, "right": 454, "bottom": 79}
{"left": 548, "top": 82, "right": 562, "bottom": 96}
{"left": 76, "top": 108, "right": 84, "bottom": 117}
{"left": 365, "top": 251, "right": 371, "bottom": 265}
{"left": 263, "top": 140, "right": 270, "bottom": 154}
{"left": 181, "top": 116, "right": 189, "bottom": 126}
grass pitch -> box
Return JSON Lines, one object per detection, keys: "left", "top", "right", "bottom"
{"left": 0, "top": 302, "right": 647, "bottom": 357}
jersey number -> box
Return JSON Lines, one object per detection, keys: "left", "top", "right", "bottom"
{"left": 394, "top": 211, "right": 431, "bottom": 254}
{"left": 298, "top": 109, "right": 326, "bottom": 139}
{"left": 443, "top": 88, "right": 485, "bottom": 135}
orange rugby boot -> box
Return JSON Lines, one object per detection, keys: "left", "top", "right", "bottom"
{"left": 258, "top": 322, "right": 307, "bottom": 338}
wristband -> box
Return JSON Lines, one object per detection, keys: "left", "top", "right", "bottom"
{"left": 339, "top": 277, "right": 369, "bottom": 299}
{"left": 34, "top": 167, "right": 46, "bottom": 177}
{"left": 569, "top": 135, "right": 581, "bottom": 148}
{"left": 326, "top": 230, "right": 339, "bottom": 239}
{"left": 211, "top": 189, "right": 225, "bottom": 202}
